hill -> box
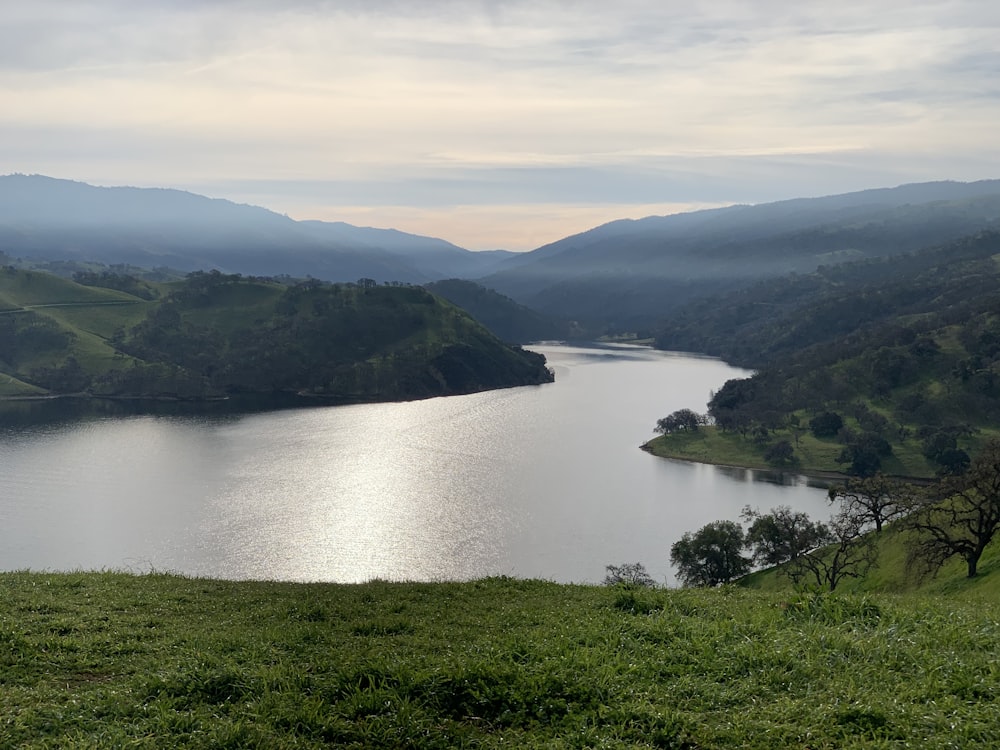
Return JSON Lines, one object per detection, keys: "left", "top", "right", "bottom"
{"left": 0, "top": 268, "right": 552, "bottom": 404}
{"left": 2, "top": 572, "right": 999, "bottom": 748}
{"left": 644, "top": 230, "right": 1000, "bottom": 479}
{"left": 480, "top": 180, "right": 1000, "bottom": 329}
{"left": 423, "top": 278, "right": 574, "bottom": 343}
{"left": 0, "top": 174, "right": 514, "bottom": 283}
{"left": 653, "top": 231, "right": 1000, "bottom": 368}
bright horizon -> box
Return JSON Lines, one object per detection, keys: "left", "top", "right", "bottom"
{"left": 4, "top": 2, "right": 1000, "bottom": 250}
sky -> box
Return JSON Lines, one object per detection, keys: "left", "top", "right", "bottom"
{"left": 3, "top": 1, "right": 1000, "bottom": 250}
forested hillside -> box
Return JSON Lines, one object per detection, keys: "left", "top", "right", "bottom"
{"left": 423, "top": 279, "right": 573, "bottom": 343}
{"left": 648, "top": 231, "right": 1000, "bottom": 478}
{"left": 481, "top": 181, "right": 1000, "bottom": 329}
{"left": 0, "top": 268, "right": 552, "bottom": 404}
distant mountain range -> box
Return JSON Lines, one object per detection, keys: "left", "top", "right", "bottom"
{"left": 0, "top": 174, "right": 515, "bottom": 282}
{"left": 4, "top": 174, "right": 1000, "bottom": 335}
{"left": 480, "top": 180, "right": 1000, "bottom": 327}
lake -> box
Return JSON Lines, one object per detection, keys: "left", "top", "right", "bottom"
{"left": 0, "top": 343, "right": 833, "bottom": 585}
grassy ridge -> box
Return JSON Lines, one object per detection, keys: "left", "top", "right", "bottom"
{"left": 2, "top": 572, "right": 999, "bottom": 748}
{"left": 0, "top": 269, "right": 552, "bottom": 402}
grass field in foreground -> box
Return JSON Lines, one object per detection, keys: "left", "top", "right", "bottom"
{"left": 1, "top": 572, "right": 999, "bottom": 748}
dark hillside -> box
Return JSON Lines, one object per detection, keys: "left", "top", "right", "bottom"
{"left": 655, "top": 231, "right": 1000, "bottom": 367}
{"left": 481, "top": 180, "right": 1000, "bottom": 328}
{"left": 424, "top": 279, "right": 572, "bottom": 343}
{"left": 0, "top": 269, "right": 552, "bottom": 404}
{"left": 647, "top": 231, "right": 1000, "bottom": 478}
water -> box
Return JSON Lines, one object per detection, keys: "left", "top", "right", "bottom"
{"left": 0, "top": 343, "right": 832, "bottom": 585}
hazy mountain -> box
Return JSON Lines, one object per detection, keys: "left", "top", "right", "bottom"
{"left": 480, "top": 180, "right": 1000, "bottom": 328}
{"left": 0, "top": 174, "right": 514, "bottom": 282}
{"left": 424, "top": 279, "right": 573, "bottom": 343}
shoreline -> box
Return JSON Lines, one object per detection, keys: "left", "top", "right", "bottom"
{"left": 640, "top": 441, "right": 934, "bottom": 485}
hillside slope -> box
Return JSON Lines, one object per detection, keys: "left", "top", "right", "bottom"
{"left": 0, "top": 269, "right": 552, "bottom": 404}
{"left": 481, "top": 180, "right": 1000, "bottom": 327}
{"left": 2, "top": 572, "right": 998, "bottom": 748}
{"left": 424, "top": 278, "right": 573, "bottom": 343}
{"left": 646, "top": 231, "right": 1000, "bottom": 479}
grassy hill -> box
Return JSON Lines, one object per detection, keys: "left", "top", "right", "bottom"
{"left": 644, "top": 232, "right": 1000, "bottom": 479}
{"left": 2, "top": 572, "right": 999, "bottom": 748}
{"left": 0, "top": 268, "right": 552, "bottom": 404}
{"left": 741, "top": 518, "right": 1000, "bottom": 598}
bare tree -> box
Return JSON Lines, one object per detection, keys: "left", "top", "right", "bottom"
{"left": 828, "top": 473, "right": 910, "bottom": 533}
{"left": 905, "top": 439, "right": 1000, "bottom": 579}
{"left": 789, "top": 509, "right": 878, "bottom": 591}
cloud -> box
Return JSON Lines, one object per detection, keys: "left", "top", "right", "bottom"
{"left": 2, "top": 1, "right": 999, "bottom": 248}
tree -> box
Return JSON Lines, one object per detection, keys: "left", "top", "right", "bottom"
{"left": 809, "top": 411, "right": 843, "bottom": 438}
{"left": 906, "top": 439, "right": 1000, "bottom": 578}
{"left": 603, "top": 562, "right": 656, "bottom": 588}
{"left": 763, "top": 440, "right": 795, "bottom": 466}
{"left": 670, "top": 520, "right": 751, "bottom": 587}
{"left": 742, "top": 505, "right": 830, "bottom": 567}
{"left": 828, "top": 473, "right": 908, "bottom": 533}
{"left": 789, "top": 509, "right": 877, "bottom": 591}
{"left": 836, "top": 432, "right": 892, "bottom": 477}
{"left": 707, "top": 378, "right": 757, "bottom": 436}
{"left": 654, "top": 409, "right": 704, "bottom": 435}
{"left": 936, "top": 448, "right": 971, "bottom": 476}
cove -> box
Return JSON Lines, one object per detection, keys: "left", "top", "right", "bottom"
{"left": 0, "top": 343, "right": 832, "bottom": 585}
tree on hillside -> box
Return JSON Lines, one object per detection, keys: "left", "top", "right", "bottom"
{"left": 763, "top": 440, "right": 796, "bottom": 466}
{"left": 906, "top": 439, "right": 1000, "bottom": 578}
{"left": 788, "top": 509, "right": 878, "bottom": 592}
{"left": 836, "top": 431, "right": 892, "bottom": 477}
{"left": 920, "top": 427, "right": 973, "bottom": 476}
{"left": 809, "top": 411, "right": 844, "bottom": 438}
{"left": 670, "top": 521, "right": 751, "bottom": 587}
{"left": 741, "top": 505, "right": 830, "bottom": 567}
{"left": 828, "top": 474, "right": 909, "bottom": 533}
{"left": 708, "top": 378, "right": 757, "bottom": 436}
{"left": 654, "top": 409, "right": 705, "bottom": 435}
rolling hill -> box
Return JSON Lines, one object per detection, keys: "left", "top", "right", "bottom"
{"left": 0, "top": 268, "right": 552, "bottom": 404}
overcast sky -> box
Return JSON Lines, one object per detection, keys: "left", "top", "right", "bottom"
{"left": 3, "top": 1, "right": 999, "bottom": 249}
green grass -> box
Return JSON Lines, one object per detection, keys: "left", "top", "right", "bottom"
{"left": 2, "top": 572, "right": 1000, "bottom": 748}
{"left": 645, "top": 425, "right": 942, "bottom": 479}
{"left": 0, "top": 269, "right": 139, "bottom": 307}
{"left": 181, "top": 281, "right": 285, "bottom": 333}
{"left": 37, "top": 299, "right": 152, "bottom": 340}
{"left": 743, "top": 518, "right": 1000, "bottom": 599}
{"left": 645, "top": 428, "right": 852, "bottom": 476}
{"left": 0, "top": 373, "right": 47, "bottom": 397}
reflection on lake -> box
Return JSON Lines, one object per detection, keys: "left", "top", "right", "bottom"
{"left": 0, "top": 343, "right": 833, "bottom": 585}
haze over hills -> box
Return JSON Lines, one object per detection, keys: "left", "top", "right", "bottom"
{"left": 480, "top": 179, "right": 1000, "bottom": 328}
{"left": 0, "top": 174, "right": 514, "bottom": 283}
{"left": 5, "top": 174, "right": 1000, "bottom": 338}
